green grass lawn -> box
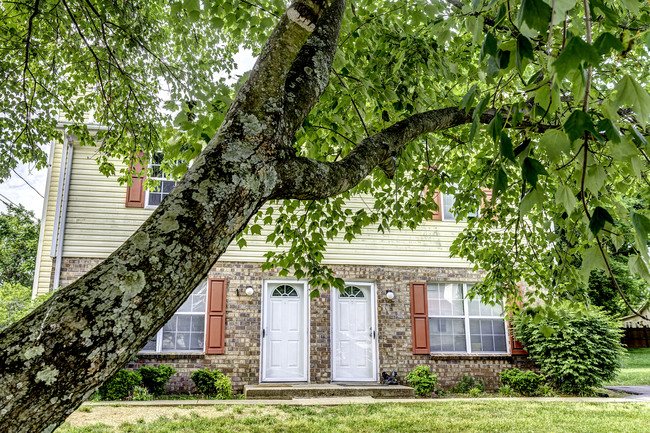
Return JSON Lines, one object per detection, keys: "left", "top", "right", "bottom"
{"left": 608, "top": 347, "right": 650, "bottom": 386}
{"left": 57, "top": 400, "right": 650, "bottom": 433}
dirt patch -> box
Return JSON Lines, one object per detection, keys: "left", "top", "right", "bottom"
{"left": 65, "top": 404, "right": 290, "bottom": 427}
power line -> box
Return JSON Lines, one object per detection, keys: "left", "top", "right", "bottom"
{"left": 10, "top": 167, "right": 44, "bottom": 198}
{"left": 0, "top": 193, "right": 19, "bottom": 208}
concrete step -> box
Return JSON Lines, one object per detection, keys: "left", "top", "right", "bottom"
{"left": 244, "top": 383, "right": 415, "bottom": 400}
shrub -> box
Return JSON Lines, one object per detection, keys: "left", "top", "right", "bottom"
{"left": 499, "top": 368, "right": 545, "bottom": 396}
{"left": 190, "top": 369, "right": 232, "bottom": 399}
{"left": 514, "top": 302, "right": 625, "bottom": 395}
{"left": 133, "top": 386, "right": 153, "bottom": 401}
{"left": 450, "top": 374, "right": 484, "bottom": 394}
{"left": 498, "top": 385, "right": 516, "bottom": 397}
{"left": 469, "top": 387, "right": 482, "bottom": 398}
{"left": 138, "top": 364, "right": 176, "bottom": 395}
{"left": 97, "top": 369, "right": 141, "bottom": 401}
{"left": 406, "top": 365, "right": 440, "bottom": 397}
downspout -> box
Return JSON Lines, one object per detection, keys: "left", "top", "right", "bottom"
{"left": 51, "top": 136, "right": 74, "bottom": 291}
{"left": 31, "top": 140, "right": 57, "bottom": 299}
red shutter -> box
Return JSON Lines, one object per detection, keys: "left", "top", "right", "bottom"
{"left": 205, "top": 278, "right": 227, "bottom": 354}
{"left": 125, "top": 155, "right": 146, "bottom": 208}
{"left": 507, "top": 285, "right": 528, "bottom": 355}
{"left": 410, "top": 282, "right": 430, "bottom": 354}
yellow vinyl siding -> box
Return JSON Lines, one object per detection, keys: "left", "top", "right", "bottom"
{"left": 34, "top": 140, "right": 62, "bottom": 295}
{"left": 60, "top": 142, "right": 470, "bottom": 267}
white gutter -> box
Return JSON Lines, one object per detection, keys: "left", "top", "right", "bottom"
{"left": 51, "top": 136, "right": 74, "bottom": 291}
{"left": 31, "top": 141, "right": 57, "bottom": 299}
{"left": 50, "top": 133, "right": 68, "bottom": 259}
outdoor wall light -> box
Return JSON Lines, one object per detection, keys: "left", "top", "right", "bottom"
{"left": 386, "top": 290, "right": 395, "bottom": 300}
{"left": 245, "top": 286, "right": 254, "bottom": 296}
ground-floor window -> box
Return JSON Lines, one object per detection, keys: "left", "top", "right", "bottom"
{"left": 427, "top": 282, "right": 507, "bottom": 353}
{"left": 141, "top": 281, "right": 207, "bottom": 353}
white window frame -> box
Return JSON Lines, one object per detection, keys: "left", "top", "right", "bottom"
{"left": 140, "top": 282, "right": 208, "bottom": 354}
{"left": 144, "top": 152, "right": 178, "bottom": 209}
{"left": 428, "top": 282, "right": 509, "bottom": 355}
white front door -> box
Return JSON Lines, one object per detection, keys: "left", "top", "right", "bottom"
{"left": 261, "top": 281, "right": 309, "bottom": 382}
{"left": 331, "top": 283, "right": 378, "bottom": 382}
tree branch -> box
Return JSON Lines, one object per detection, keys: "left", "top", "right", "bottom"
{"left": 283, "top": 0, "right": 346, "bottom": 135}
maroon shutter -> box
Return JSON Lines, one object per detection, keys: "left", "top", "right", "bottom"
{"left": 410, "top": 282, "right": 430, "bottom": 354}
{"left": 508, "top": 285, "right": 528, "bottom": 355}
{"left": 125, "top": 155, "right": 146, "bottom": 208}
{"left": 205, "top": 278, "right": 227, "bottom": 354}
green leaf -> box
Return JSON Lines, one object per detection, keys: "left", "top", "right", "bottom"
{"left": 540, "top": 325, "right": 556, "bottom": 338}
{"left": 584, "top": 165, "right": 607, "bottom": 196}
{"left": 522, "top": 157, "right": 548, "bottom": 188}
{"left": 500, "top": 131, "right": 516, "bottom": 162}
{"left": 563, "top": 110, "right": 598, "bottom": 142}
{"left": 631, "top": 211, "right": 650, "bottom": 257}
{"left": 250, "top": 224, "right": 262, "bottom": 235}
{"left": 487, "top": 113, "right": 503, "bottom": 144}
{"left": 555, "top": 185, "right": 577, "bottom": 215}
{"left": 619, "top": 0, "right": 640, "bottom": 15}
{"left": 611, "top": 137, "right": 638, "bottom": 161}
{"left": 480, "top": 32, "right": 498, "bottom": 62}
{"left": 540, "top": 129, "right": 571, "bottom": 162}
{"left": 593, "top": 32, "right": 624, "bottom": 56}
{"left": 581, "top": 246, "right": 607, "bottom": 275}
{"left": 493, "top": 167, "right": 508, "bottom": 199}
{"left": 520, "top": 187, "right": 542, "bottom": 215}
{"left": 310, "top": 289, "right": 320, "bottom": 300}
{"left": 629, "top": 255, "right": 650, "bottom": 283}
{"left": 596, "top": 119, "right": 621, "bottom": 143}
{"left": 589, "top": 206, "right": 614, "bottom": 236}
{"left": 460, "top": 84, "right": 477, "bottom": 114}
{"left": 630, "top": 125, "right": 649, "bottom": 147}
{"left": 611, "top": 75, "right": 650, "bottom": 128}
{"left": 517, "top": 0, "right": 552, "bottom": 33}
{"left": 516, "top": 35, "right": 534, "bottom": 72}
{"left": 496, "top": 49, "right": 511, "bottom": 69}
{"left": 184, "top": 0, "right": 200, "bottom": 12}
{"left": 553, "top": 34, "right": 601, "bottom": 79}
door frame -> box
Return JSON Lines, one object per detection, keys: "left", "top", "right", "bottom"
{"left": 259, "top": 279, "right": 310, "bottom": 383}
{"left": 330, "top": 281, "right": 379, "bottom": 382}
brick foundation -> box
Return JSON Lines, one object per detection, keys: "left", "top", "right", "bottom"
{"left": 55, "top": 258, "right": 535, "bottom": 393}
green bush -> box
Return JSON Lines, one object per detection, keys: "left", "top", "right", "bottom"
{"left": 514, "top": 303, "right": 625, "bottom": 395}
{"left": 498, "top": 385, "right": 516, "bottom": 397}
{"left": 190, "top": 369, "right": 232, "bottom": 399}
{"left": 97, "top": 369, "right": 141, "bottom": 401}
{"left": 469, "top": 387, "right": 482, "bottom": 398}
{"left": 450, "top": 374, "right": 484, "bottom": 394}
{"left": 405, "top": 365, "right": 441, "bottom": 397}
{"left": 499, "top": 368, "right": 545, "bottom": 396}
{"left": 138, "top": 364, "right": 176, "bottom": 395}
{"left": 133, "top": 386, "right": 153, "bottom": 401}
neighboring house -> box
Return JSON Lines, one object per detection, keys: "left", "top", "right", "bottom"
{"left": 32, "top": 131, "right": 531, "bottom": 393}
{"left": 621, "top": 302, "right": 650, "bottom": 348}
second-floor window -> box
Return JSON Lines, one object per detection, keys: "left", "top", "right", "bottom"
{"left": 145, "top": 152, "right": 177, "bottom": 207}
{"left": 440, "top": 193, "right": 478, "bottom": 221}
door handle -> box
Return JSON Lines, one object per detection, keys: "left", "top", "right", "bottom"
{"left": 262, "top": 329, "right": 265, "bottom": 338}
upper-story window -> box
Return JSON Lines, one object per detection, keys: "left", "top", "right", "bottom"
{"left": 145, "top": 152, "right": 177, "bottom": 207}
{"left": 440, "top": 193, "right": 478, "bottom": 221}
{"left": 427, "top": 282, "right": 507, "bottom": 354}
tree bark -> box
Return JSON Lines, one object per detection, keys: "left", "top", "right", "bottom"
{"left": 0, "top": 2, "right": 493, "bottom": 431}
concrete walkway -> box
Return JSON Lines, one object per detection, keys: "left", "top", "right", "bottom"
{"left": 83, "top": 395, "right": 650, "bottom": 407}
{"left": 605, "top": 385, "right": 650, "bottom": 401}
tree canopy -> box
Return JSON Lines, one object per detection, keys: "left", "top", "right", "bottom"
{"left": 1, "top": 0, "right": 650, "bottom": 431}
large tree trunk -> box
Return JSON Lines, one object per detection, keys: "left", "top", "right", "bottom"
{"left": 0, "top": 2, "right": 484, "bottom": 431}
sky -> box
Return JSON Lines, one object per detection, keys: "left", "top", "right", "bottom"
{"left": 0, "top": 50, "right": 257, "bottom": 220}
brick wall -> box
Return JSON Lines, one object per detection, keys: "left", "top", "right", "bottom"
{"left": 54, "top": 258, "right": 534, "bottom": 393}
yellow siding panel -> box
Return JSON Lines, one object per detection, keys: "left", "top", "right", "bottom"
{"left": 60, "top": 143, "right": 470, "bottom": 268}
{"left": 34, "top": 139, "right": 63, "bottom": 295}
